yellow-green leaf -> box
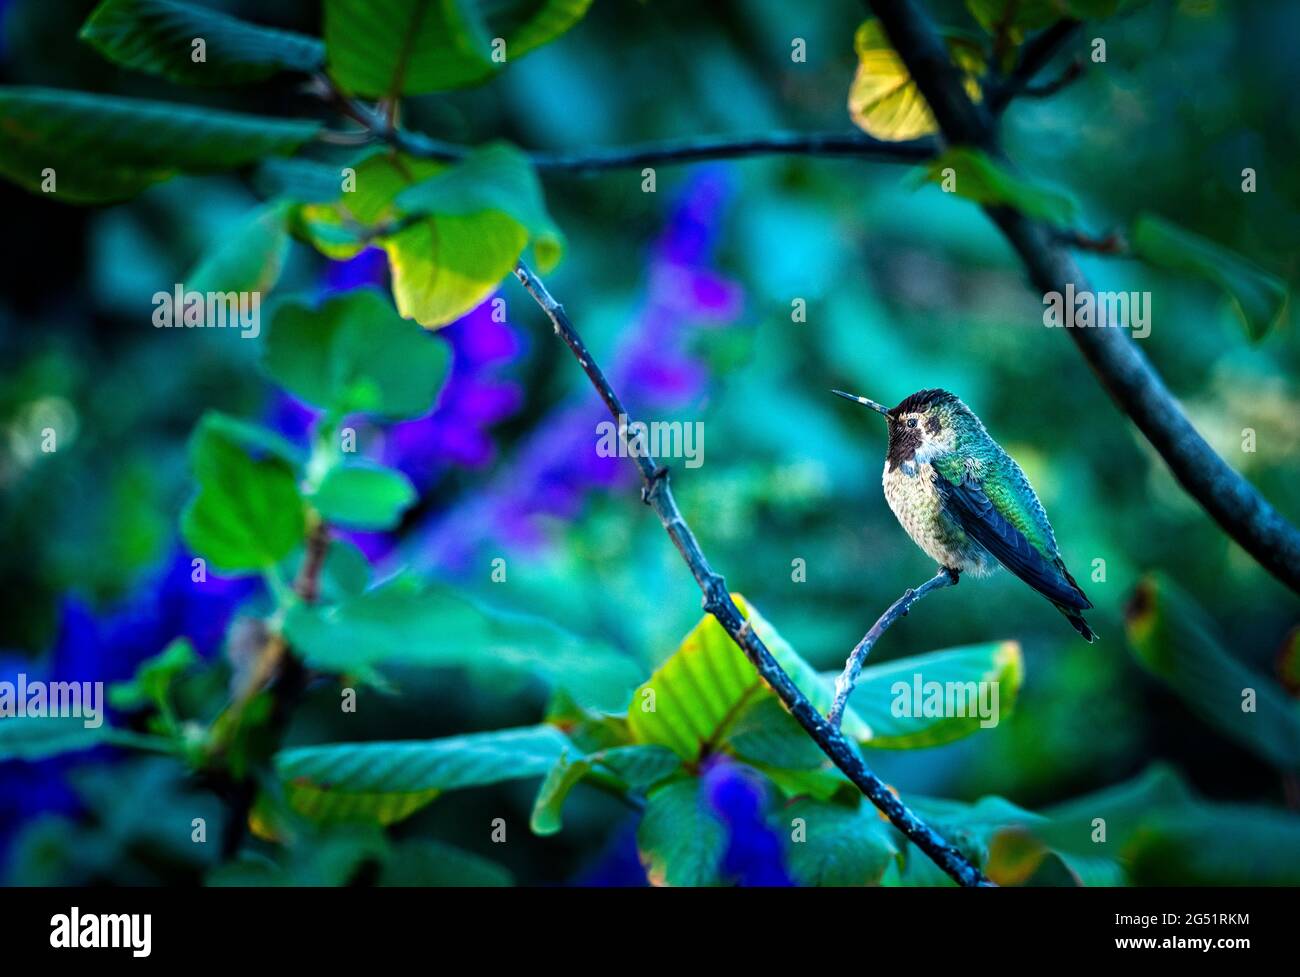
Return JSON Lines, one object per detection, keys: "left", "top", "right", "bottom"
{"left": 848, "top": 19, "right": 983, "bottom": 141}
{"left": 627, "top": 594, "right": 871, "bottom": 760}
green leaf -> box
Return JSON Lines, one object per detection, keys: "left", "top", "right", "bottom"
{"left": 264, "top": 288, "right": 450, "bottom": 418}
{"left": 323, "top": 0, "right": 592, "bottom": 98}
{"left": 1131, "top": 212, "right": 1289, "bottom": 341}
{"left": 296, "top": 153, "right": 545, "bottom": 328}
{"left": 529, "top": 750, "right": 592, "bottom": 836}
{"left": 282, "top": 574, "right": 640, "bottom": 710}
{"left": 257, "top": 156, "right": 367, "bottom": 204}
{"left": 80, "top": 0, "right": 324, "bottom": 86}
{"left": 831, "top": 640, "right": 1024, "bottom": 749}
{"left": 187, "top": 201, "right": 292, "bottom": 296}
{"left": 1125, "top": 574, "right": 1300, "bottom": 768}
{"left": 848, "top": 19, "right": 983, "bottom": 141}
{"left": 530, "top": 743, "right": 680, "bottom": 836}
{"left": 774, "top": 799, "right": 900, "bottom": 886}
{"left": 596, "top": 744, "right": 683, "bottom": 788}
{"left": 309, "top": 461, "right": 417, "bottom": 530}
{"left": 396, "top": 142, "right": 563, "bottom": 271}
{"left": 627, "top": 594, "right": 871, "bottom": 759}
{"left": 0, "top": 87, "right": 320, "bottom": 203}
{"left": 912, "top": 147, "right": 1077, "bottom": 224}
{"left": 1034, "top": 763, "right": 1193, "bottom": 858}
{"left": 380, "top": 839, "right": 513, "bottom": 886}
{"left": 637, "top": 778, "right": 727, "bottom": 887}
{"left": 1125, "top": 805, "right": 1300, "bottom": 886}
{"left": 180, "top": 411, "right": 307, "bottom": 573}
{"left": 0, "top": 716, "right": 109, "bottom": 761}
{"left": 964, "top": 1, "right": 1063, "bottom": 39}
{"left": 274, "top": 725, "right": 570, "bottom": 826}
{"left": 187, "top": 411, "right": 307, "bottom": 469}
{"left": 726, "top": 696, "right": 827, "bottom": 770}
{"left": 108, "top": 637, "right": 198, "bottom": 713}
{"left": 1063, "top": 0, "right": 1149, "bottom": 17}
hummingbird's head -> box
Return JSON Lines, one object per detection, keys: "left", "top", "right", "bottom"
{"left": 832, "top": 387, "right": 968, "bottom": 474}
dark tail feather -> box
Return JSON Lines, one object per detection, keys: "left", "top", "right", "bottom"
{"left": 1056, "top": 603, "right": 1096, "bottom": 643}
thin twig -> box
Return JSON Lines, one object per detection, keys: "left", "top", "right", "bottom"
{"left": 1021, "top": 59, "right": 1085, "bottom": 99}
{"left": 828, "top": 568, "right": 957, "bottom": 730}
{"left": 308, "top": 73, "right": 936, "bottom": 170}
{"left": 869, "top": 0, "right": 1300, "bottom": 595}
{"left": 987, "top": 19, "right": 1083, "bottom": 114}
{"left": 512, "top": 260, "right": 991, "bottom": 887}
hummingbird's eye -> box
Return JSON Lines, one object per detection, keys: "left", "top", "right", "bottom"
{"left": 907, "top": 417, "right": 918, "bottom": 429}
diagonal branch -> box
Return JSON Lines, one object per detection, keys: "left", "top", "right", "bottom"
{"left": 828, "top": 567, "right": 957, "bottom": 729}
{"left": 867, "top": 0, "right": 1300, "bottom": 595}
{"left": 512, "top": 260, "right": 991, "bottom": 888}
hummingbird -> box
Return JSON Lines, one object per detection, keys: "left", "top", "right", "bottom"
{"left": 833, "top": 387, "right": 1095, "bottom": 642}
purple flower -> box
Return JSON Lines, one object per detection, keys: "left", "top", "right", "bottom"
{"left": 702, "top": 757, "right": 794, "bottom": 887}
{"left": 0, "top": 549, "right": 257, "bottom": 874}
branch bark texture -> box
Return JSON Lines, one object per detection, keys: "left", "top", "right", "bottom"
{"left": 512, "top": 261, "right": 991, "bottom": 888}
{"left": 867, "top": 0, "right": 1300, "bottom": 595}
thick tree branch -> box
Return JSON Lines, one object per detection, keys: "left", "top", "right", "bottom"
{"left": 828, "top": 568, "right": 957, "bottom": 729}
{"left": 512, "top": 260, "right": 991, "bottom": 888}
{"left": 868, "top": 0, "right": 1300, "bottom": 595}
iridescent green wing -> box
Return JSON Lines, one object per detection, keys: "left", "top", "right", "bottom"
{"left": 977, "top": 448, "right": 1058, "bottom": 560}
{"left": 933, "top": 451, "right": 1086, "bottom": 609}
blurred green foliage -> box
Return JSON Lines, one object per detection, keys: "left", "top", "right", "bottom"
{"left": 0, "top": 0, "right": 1297, "bottom": 887}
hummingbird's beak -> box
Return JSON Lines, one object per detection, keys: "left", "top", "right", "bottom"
{"left": 832, "top": 389, "right": 890, "bottom": 417}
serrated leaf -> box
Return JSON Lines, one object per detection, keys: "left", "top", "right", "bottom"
{"left": 80, "top": 0, "right": 324, "bottom": 86}
{"left": 628, "top": 594, "right": 871, "bottom": 759}
{"left": 180, "top": 411, "right": 307, "bottom": 573}
{"left": 282, "top": 574, "right": 639, "bottom": 710}
{"left": 264, "top": 288, "right": 449, "bottom": 418}
{"left": 187, "top": 201, "right": 292, "bottom": 296}
{"left": 1125, "top": 574, "right": 1300, "bottom": 768}
{"left": 637, "top": 778, "right": 727, "bottom": 887}
{"left": 912, "top": 147, "right": 1077, "bottom": 224}
{"left": 0, "top": 716, "right": 109, "bottom": 761}
{"left": 848, "top": 19, "right": 983, "bottom": 141}
{"left": 596, "top": 744, "right": 681, "bottom": 788}
{"left": 0, "top": 88, "right": 320, "bottom": 203}
{"left": 309, "top": 461, "right": 416, "bottom": 530}
{"left": 1131, "top": 212, "right": 1289, "bottom": 341}
{"left": 775, "top": 798, "right": 900, "bottom": 886}
{"left": 830, "top": 641, "right": 1023, "bottom": 749}
{"left": 274, "top": 725, "right": 570, "bottom": 826}
{"left": 323, "top": 0, "right": 592, "bottom": 98}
